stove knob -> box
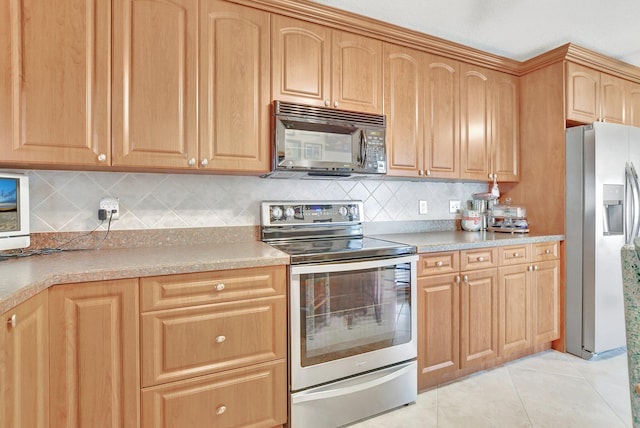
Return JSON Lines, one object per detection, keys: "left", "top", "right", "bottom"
{"left": 338, "top": 206, "right": 348, "bottom": 217}
{"left": 349, "top": 206, "right": 358, "bottom": 216}
{"left": 271, "top": 206, "right": 283, "bottom": 220}
{"left": 284, "top": 206, "right": 295, "bottom": 218}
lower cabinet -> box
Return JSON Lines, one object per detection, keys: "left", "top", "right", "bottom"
{"left": 139, "top": 265, "right": 287, "bottom": 428}
{"left": 0, "top": 291, "right": 49, "bottom": 428}
{"left": 418, "top": 241, "right": 560, "bottom": 390}
{"left": 49, "top": 278, "right": 140, "bottom": 428}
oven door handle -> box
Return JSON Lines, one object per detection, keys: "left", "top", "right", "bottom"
{"left": 291, "top": 361, "right": 415, "bottom": 404}
{"left": 290, "top": 254, "right": 418, "bottom": 275}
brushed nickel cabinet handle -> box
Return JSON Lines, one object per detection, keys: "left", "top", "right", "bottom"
{"left": 215, "top": 335, "right": 226, "bottom": 344}
{"left": 7, "top": 314, "right": 17, "bottom": 328}
{"left": 200, "top": 158, "right": 209, "bottom": 167}
{"left": 97, "top": 154, "right": 107, "bottom": 163}
{"left": 216, "top": 405, "right": 227, "bottom": 415}
{"left": 188, "top": 158, "right": 196, "bottom": 166}
{"left": 545, "top": 249, "right": 551, "bottom": 254}
{"left": 513, "top": 252, "right": 520, "bottom": 257}
{"left": 324, "top": 99, "right": 330, "bottom": 107}
{"left": 436, "top": 261, "right": 443, "bottom": 267}
{"left": 333, "top": 101, "right": 339, "bottom": 108}
{"left": 477, "top": 256, "right": 485, "bottom": 262}
{"left": 215, "top": 283, "right": 225, "bottom": 291}
{"left": 533, "top": 265, "right": 539, "bottom": 271}
{"left": 455, "top": 275, "right": 461, "bottom": 284}
{"left": 463, "top": 275, "right": 469, "bottom": 283}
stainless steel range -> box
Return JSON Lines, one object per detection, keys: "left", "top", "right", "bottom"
{"left": 261, "top": 200, "right": 418, "bottom": 428}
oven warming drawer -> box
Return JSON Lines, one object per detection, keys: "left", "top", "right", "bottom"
{"left": 290, "top": 360, "right": 417, "bottom": 428}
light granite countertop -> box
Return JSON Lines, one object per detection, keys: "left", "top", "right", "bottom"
{"left": 0, "top": 230, "right": 564, "bottom": 315}
{"left": 372, "top": 230, "right": 564, "bottom": 253}
{"left": 0, "top": 241, "right": 289, "bottom": 315}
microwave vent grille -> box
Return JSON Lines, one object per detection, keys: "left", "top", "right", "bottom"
{"left": 274, "top": 101, "right": 385, "bottom": 127}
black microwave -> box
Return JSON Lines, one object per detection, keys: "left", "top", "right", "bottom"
{"left": 269, "top": 101, "right": 387, "bottom": 178}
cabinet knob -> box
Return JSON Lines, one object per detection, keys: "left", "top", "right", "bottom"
{"left": 418, "top": 170, "right": 424, "bottom": 177}
{"left": 477, "top": 256, "right": 485, "bottom": 262}
{"left": 188, "top": 158, "right": 196, "bottom": 166}
{"left": 215, "top": 335, "right": 226, "bottom": 344}
{"left": 7, "top": 314, "right": 17, "bottom": 328}
{"left": 215, "top": 405, "right": 227, "bottom": 415}
{"left": 324, "top": 100, "right": 330, "bottom": 107}
{"left": 97, "top": 153, "right": 107, "bottom": 163}
{"left": 426, "top": 169, "right": 431, "bottom": 176}
{"left": 533, "top": 265, "right": 538, "bottom": 271}
{"left": 513, "top": 253, "right": 520, "bottom": 257}
{"left": 436, "top": 261, "right": 443, "bottom": 267}
{"left": 545, "top": 249, "right": 551, "bottom": 254}
{"left": 527, "top": 265, "right": 533, "bottom": 272}
{"left": 488, "top": 173, "right": 493, "bottom": 179}
{"left": 200, "top": 158, "right": 209, "bottom": 167}
{"left": 455, "top": 275, "right": 461, "bottom": 284}
{"left": 463, "top": 275, "right": 469, "bottom": 283}
{"left": 215, "top": 283, "right": 225, "bottom": 291}
{"left": 333, "top": 101, "right": 339, "bottom": 108}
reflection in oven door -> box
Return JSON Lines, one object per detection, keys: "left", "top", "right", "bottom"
{"left": 300, "top": 266, "right": 411, "bottom": 367}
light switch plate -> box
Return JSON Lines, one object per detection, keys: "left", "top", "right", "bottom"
{"left": 419, "top": 200, "right": 428, "bottom": 215}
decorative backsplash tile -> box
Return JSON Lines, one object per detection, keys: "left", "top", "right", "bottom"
{"left": 14, "top": 170, "right": 488, "bottom": 233}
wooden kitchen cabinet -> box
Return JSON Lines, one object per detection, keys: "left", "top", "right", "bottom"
{"left": 272, "top": 15, "right": 382, "bottom": 114}
{"left": 200, "top": 0, "right": 271, "bottom": 173}
{"left": 49, "top": 279, "right": 139, "bottom": 428}
{"left": 460, "top": 64, "right": 519, "bottom": 182}
{"left": 139, "top": 265, "right": 287, "bottom": 428}
{"left": 531, "top": 242, "right": 561, "bottom": 344}
{"left": 112, "top": 0, "right": 199, "bottom": 169}
{"left": 0, "top": 0, "right": 110, "bottom": 167}
{"left": 626, "top": 81, "right": 640, "bottom": 127}
{"left": 417, "top": 248, "right": 498, "bottom": 390}
{"left": 384, "top": 46, "right": 460, "bottom": 179}
{"left": 0, "top": 291, "right": 49, "bottom": 428}
{"left": 565, "top": 62, "right": 628, "bottom": 125}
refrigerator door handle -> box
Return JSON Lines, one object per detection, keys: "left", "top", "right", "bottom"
{"left": 626, "top": 162, "right": 640, "bottom": 244}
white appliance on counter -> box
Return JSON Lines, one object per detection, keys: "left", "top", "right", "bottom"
{"left": 565, "top": 122, "right": 640, "bottom": 359}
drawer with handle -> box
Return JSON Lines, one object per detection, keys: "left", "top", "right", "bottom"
{"left": 140, "top": 295, "right": 286, "bottom": 387}
{"left": 498, "top": 244, "right": 532, "bottom": 266}
{"left": 460, "top": 248, "right": 497, "bottom": 271}
{"left": 418, "top": 251, "right": 459, "bottom": 276}
{"left": 533, "top": 241, "right": 559, "bottom": 261}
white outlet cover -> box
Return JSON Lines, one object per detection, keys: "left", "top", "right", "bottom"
{"left": 99, "top": 197, "right": 120, "bottom": 220}
{"left": 449, "top": 200, "right": 461, "bottom": 213}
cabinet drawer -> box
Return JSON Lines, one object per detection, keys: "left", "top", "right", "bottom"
{"left": 140, "top": 265, "right": 285, "bottom": 312}
{"left": 141, "top": 359, "right": 287, "bottom": 428}
{"left": 498, "top": 244, "right": 532, "bottom": 266}
{"left": 460, "top": 248, "right": 497, "bottom": 271}
{"left": 418, "top": 251, "right": 459, "bottom": 276}
{"left": 533, "top": 241, "right": 559, "bottom": 261}
{"left": 141, "top": 296, "right": 286, "bottom": 387}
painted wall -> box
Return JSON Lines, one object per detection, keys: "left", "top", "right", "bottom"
{"left": 18, "top": 170, "right": 488, "bottom": 232}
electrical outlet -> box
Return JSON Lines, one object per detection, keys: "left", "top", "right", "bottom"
{"left": 449, "top": 200, "right": 461, "bottom": 214}
{"left": 99, "top": 197, "right": 120, "bottom": 220}
{"left": 419, "top": 200, "right": 428, "bottom": 215}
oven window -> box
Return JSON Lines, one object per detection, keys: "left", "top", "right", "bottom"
{"left": 299, "top": 262, "right": 412, "bottom": 367}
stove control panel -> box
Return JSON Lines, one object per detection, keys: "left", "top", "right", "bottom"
{"left": 261, "top": 201, "right": 363, "bottom": 226}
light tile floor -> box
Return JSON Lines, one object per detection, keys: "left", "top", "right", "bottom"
{"left": 350, "top": 349, "right": 632, "bottom": 428}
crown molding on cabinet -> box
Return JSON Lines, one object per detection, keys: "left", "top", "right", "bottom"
{"left": 227, "top": 0, "right": 522, "bottom": 74}
{"left": 230, "top": 0, "right": 640, "bottom": 82}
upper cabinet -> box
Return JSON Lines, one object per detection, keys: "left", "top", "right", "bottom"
{"left": 564, "top": 61, "right": 639, "bottom": 126}
{"left": 272, "top": 15, "right": 382, "bottom": 114}
{"left": 200, "top": 0, "right": 271, "bottom": 172}
{"left": 460, "top": 65, "right": 519, "bottom": 182}
{"left": 0, "top": 0, "right": 110, "bottom": 166}
{"left": 112, "top": 0, "right": 199, "bottom": 169}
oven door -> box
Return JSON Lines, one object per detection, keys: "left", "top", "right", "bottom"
{"left": 289, "top": 254, "right": 418, "bottom": 391}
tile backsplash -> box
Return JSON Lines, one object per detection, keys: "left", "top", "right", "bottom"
{"left": 18, "top": 170, "right": 488, "bottom": 232}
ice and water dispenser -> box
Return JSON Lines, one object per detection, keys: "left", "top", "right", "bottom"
{"left": 603, "top": 184, "right": 624, "bottom": 235}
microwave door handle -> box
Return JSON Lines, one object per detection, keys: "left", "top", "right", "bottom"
{"left": 359, "top": 130, "right": 367, "bottom": 167}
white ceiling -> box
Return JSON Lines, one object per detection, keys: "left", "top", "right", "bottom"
{"left": 310, "top": 0, "right": 640, "bottom": 68}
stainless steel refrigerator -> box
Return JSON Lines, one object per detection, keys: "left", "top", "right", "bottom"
{"left": 566, "top": 122, "right": 640, "bottom": 359}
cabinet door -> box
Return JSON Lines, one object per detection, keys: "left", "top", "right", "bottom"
{"left": 0, "top": 292, "right": 49, "bottom": 428}
{"left": 600, "top": 73, "right": 625, "bottom": 124}
{"left": 498, "top": 265, "right": 531, "bottom": 356}
{"left": 565, "top": 62, "right": 600, "bottom": 123}
{"left": 532, "top": 260, "right": 560, "bottom": 344}
{"left": 383, "top": 44, "right": 423, "bottom": 177}
{"left": 460, "top": 268, "right": 498, "bottom": 368}
{"left": 0, "top": 0, "right": 110, "bottom": 166}
{"left": 272, "top": 15, "right": 331, "bottom": 108}
{"left": 491, "top": 71, "right": 519, "bottom": 182}
{"left": 200, "top": 1, "right": 271, "bottom": 172}
{"left": 332, "top": 30, "right": 382, "bottom": 114}
{"left": 626, "top": 81, "right": 640, "bottom": 127}
{"left": 112, "top": 0, "right": 199, "bottom": 169}
{"left": 417, "top": 274, "right": 459, "bottom": 390}
{"left": 49, "top": 279, "right": 139, "bottom": 428}
{"left": 460, "top": 64, "right": 491, "bottom": 181}
{"left": 424, "top": 55, "right": 460, "bottom": 179}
